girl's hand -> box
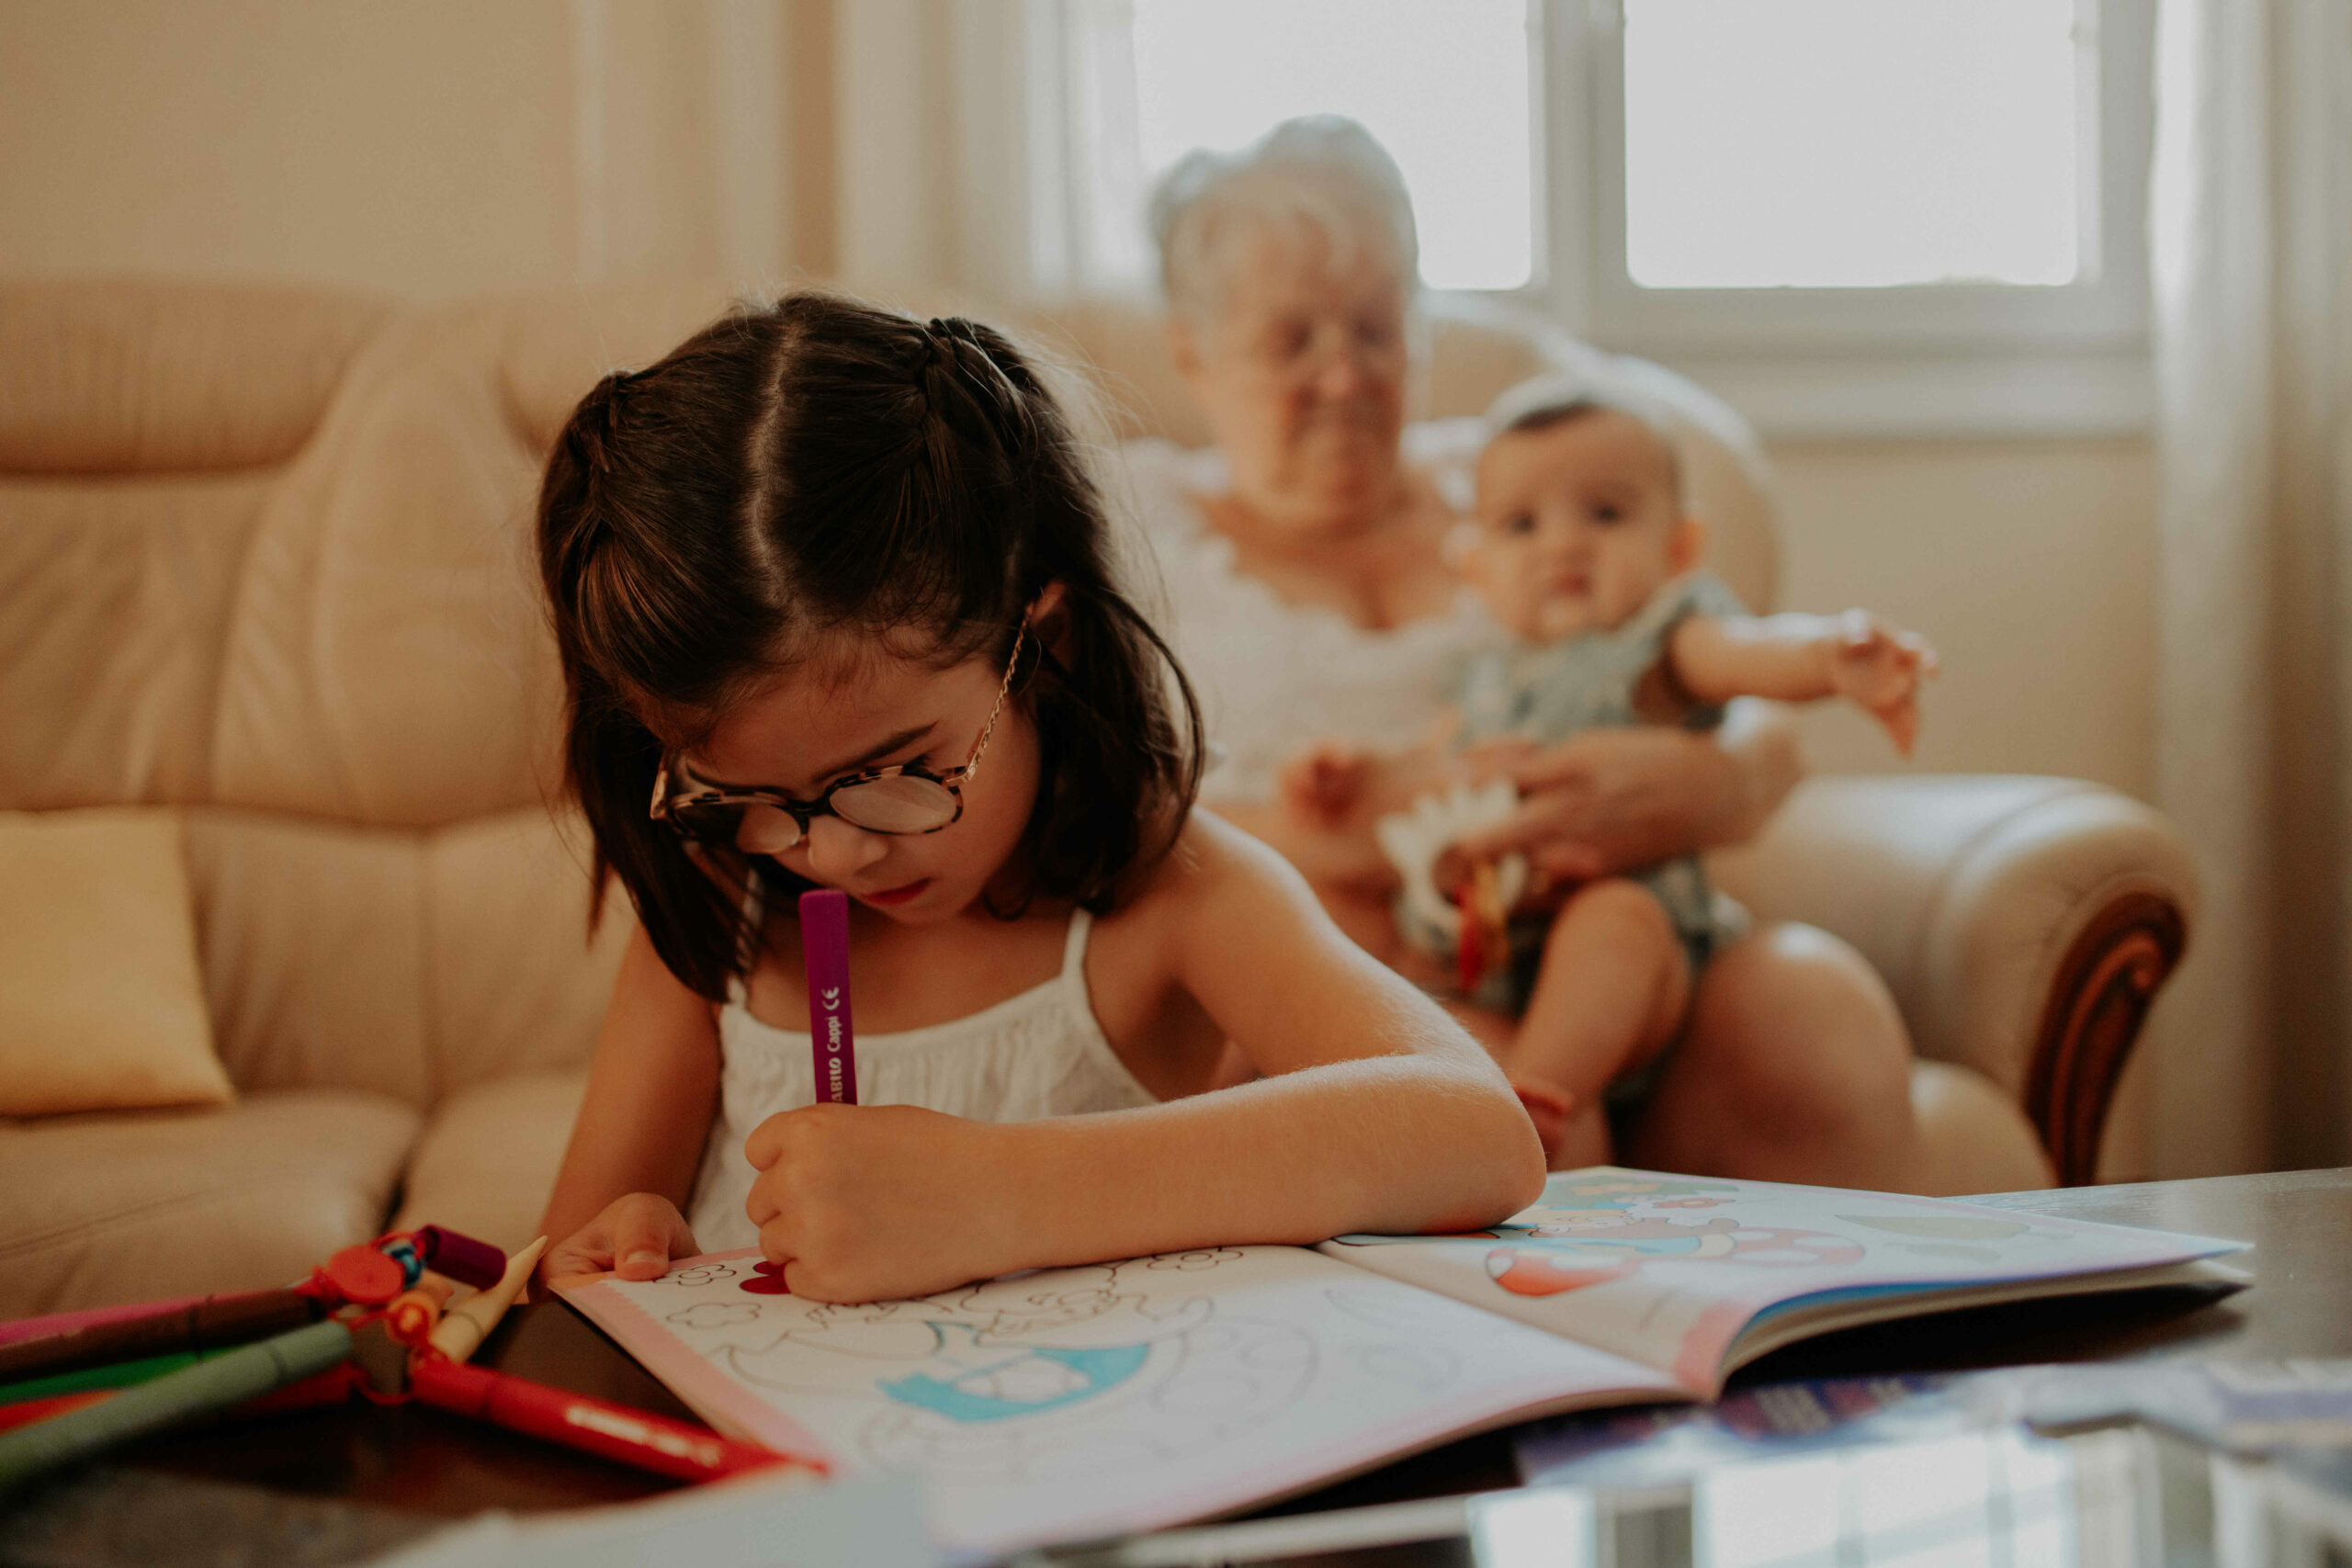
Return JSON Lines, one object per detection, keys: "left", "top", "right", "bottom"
{"left": 1826, "top": 610, "right": 1939, "bottom": 755}
{"left": 743, "top": 1103, "right": 1018, "bottom": 1303}
{"left": 541, "top": 1192, "right": 702, "bottom": 1290}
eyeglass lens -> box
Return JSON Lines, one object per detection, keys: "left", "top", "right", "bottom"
{"left": 672, "top": 774, "right": 962, "bottom": 852}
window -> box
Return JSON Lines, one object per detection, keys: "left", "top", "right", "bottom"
{"left": 1041, "top": 0, "right": 1535, "bottom": 293}
{"left": 1623, "top": 2, "right": 2088, "bottom": 290}
{"left": 1028, "top": 0, "right": 2154, "bottom": 434}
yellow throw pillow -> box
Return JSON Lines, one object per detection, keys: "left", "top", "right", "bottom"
{"left": 0, "top": 808, "right": 232, "bottom": 1115}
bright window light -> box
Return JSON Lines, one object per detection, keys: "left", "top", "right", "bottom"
{"left": 1123, "top": 0, "right": 1533, "bottom": 291}
{"left": 1623, "top": 0, "right": 2089, "bottom": 289}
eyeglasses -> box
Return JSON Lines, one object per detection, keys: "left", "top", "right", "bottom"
{"left": 650, "top": 625, "right": 1026, "bottom": 853}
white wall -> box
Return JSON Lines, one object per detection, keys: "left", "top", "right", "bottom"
{"left": 0, "top": 3, "right": 582, "bottom": 299}
{"left": 1770, "top": 438, "right": 2157, "bottom": 799}
{"left": 0, "top": 0, "right": 813, "bottom": 300}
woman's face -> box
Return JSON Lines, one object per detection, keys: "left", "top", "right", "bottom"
{"left": 1174, "top": 223, "right": 1409, "bottom": 535}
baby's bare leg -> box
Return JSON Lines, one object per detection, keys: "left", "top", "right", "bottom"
{"left": 1509, "top": 879, "right": 1693, "bottom": 1168}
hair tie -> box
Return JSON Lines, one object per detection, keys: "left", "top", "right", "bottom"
{"left": 916, "top": 317, "right": 1031, "bottom": 458}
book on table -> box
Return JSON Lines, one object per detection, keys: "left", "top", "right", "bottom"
{"left": 556, "top": 1167, "right": 2246, "bottom": 1560}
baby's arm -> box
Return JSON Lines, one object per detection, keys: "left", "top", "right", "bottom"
{"left": 1668, "top": 610, "right": 1938, "bottom": 753}
{"left": 741, "top": 816, "right": 1545, "bottom": 1301}
{"left": 537, "top": 924, "right": 724, "bottom": 1288}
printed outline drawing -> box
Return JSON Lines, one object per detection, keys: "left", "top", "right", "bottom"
{"left": 654, "top": 1256, "right": 1320, "bottom": 1483}
{"left": 668, "top": 1261, "right": 741, "bottom": 1288}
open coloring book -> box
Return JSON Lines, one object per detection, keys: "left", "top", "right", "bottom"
{"left": 558, "top": 1168, "right": 2246, "bottom": 1559}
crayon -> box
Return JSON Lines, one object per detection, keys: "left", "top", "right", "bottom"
{"left": 0, "top": 1320, "right": 353, "bottom": 1494}
{"left": 414, "top": 1225, "right": 507, "bottom": 1291}
{"left": 384, "top": 1281, "right": 451, "bottom": 1345}
{"left": 428, "top": 1236, "right": 547, "bottom": 1365}
{"left": 0, "top": 1289, "right": 323, "bottom": 1385}
{"left": 799, "top": 887, "right": 856, "bottom": 1104}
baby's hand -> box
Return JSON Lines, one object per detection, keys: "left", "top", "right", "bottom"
{"left": 743, "top": 1103, "right": 1017, "bottom": 1303}
{"left": 1278, "top": 739, "right": 1372, "bottom": 825}
{"left": 541, "top": 1192, "right": 700, "bottom": 1291}
{"left": 1827, "top": 610, "right": 1939, "bottom": 754}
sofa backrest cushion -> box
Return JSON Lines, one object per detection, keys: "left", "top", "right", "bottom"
{"left": 182, "top": 805, "right": 628, "bottom": 1105}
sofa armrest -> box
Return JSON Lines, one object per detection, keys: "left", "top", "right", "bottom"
{"left": 1705, "top": 776, "right": 2197, "bottom": 1184}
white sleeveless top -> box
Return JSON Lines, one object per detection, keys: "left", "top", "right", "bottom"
{"left": 1122, "top": 426, "right": 1495, "bottom": 807}
{"left": 687, "top": 907, "right": 1158, "bottom": 1252}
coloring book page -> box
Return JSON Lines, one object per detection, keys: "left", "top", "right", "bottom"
{"left": 562, "top": 1243, "right": 1677, "bottom": 1559}
{"left": 1319, "top": 1168, "right": 2245, "bottom": 1393}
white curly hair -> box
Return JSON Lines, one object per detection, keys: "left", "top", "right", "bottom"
{"left": 1147, "top": 115, "right": 1420, "bottom": 326}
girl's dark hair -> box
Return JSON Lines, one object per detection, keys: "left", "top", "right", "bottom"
{"left": 537, "top": 293, "right": 1204, "bottom": 1000}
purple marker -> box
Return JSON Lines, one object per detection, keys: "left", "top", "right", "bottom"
{"left": 799, "top": 888, "right": 856, "bottom": 1104}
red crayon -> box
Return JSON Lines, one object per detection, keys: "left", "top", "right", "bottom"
{"left": 0, "top": 1391, "right": 110, "bottom": 1435}
{"left": 407, "top": 1356, "right": 819, "bottom": 1483}
{"left": 799, "top": 888, "right": 856, "bottom": 1104}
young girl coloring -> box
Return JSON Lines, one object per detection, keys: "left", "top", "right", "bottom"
{"left": 534, "top": 296, "right": 1544, "bottom": 1303}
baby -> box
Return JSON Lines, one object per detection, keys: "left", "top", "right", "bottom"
{"left": 1281, "top": 378, "right": 1935, "bottom": 1168}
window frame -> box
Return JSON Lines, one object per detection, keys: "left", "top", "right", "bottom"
{"left": 1022, "top": 0, "right": 2157, "bottom": 437}
{"left": 1540, "top": 0, "right": 2154, "bottom": 355}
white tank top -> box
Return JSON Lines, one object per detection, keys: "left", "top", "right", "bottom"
{"left": 686, "top": 907, "right": 1159, "bottom": 1252}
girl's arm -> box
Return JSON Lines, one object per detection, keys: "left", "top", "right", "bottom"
{"left": 1670, "top": 610, "right": 1938, "bottom": 753}
{"left": 1212, "top": 797, "right": 1398, "bottom": 890}
{"left": 742, "top": 816, "right": 1545, "bottom": 1301}
{"left": 537, "top": 922, "right": 723, "bottom": 1287}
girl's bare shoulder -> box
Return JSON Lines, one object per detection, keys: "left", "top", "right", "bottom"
{"left": 1104, "top": 809, "right": 1315, "bottom": 936}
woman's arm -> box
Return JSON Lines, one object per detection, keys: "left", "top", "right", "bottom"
{"left": 1453, "top": 697, "right": 1803, "bottom": 886}
{"left": 537, "top": 923, "right": 723, "bottom": 1286}
{"left": 741, "top": 816, "right": 1545, "bottom": 1301}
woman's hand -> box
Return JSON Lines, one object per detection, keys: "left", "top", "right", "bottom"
{"left": 1453, "top": 702, "right": 1801, "bottom": 892}
{"left": 541, "top": 1192, "right": 701, "bottom": 1291}
{"left": 743, "top": 1103, "right": 1020, "bottom": 1303}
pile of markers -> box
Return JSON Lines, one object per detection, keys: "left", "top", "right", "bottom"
{"left": 0, "top": 1225, "right": 818, "bottom": 1495}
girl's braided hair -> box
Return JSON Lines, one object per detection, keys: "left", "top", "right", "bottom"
{"left": 537, "top": 293, "right": 1204, "bottom": 999}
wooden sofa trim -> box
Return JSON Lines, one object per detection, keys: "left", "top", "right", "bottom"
{"left": 2025, "top": 890, "right": 2188, "bottom": 1186}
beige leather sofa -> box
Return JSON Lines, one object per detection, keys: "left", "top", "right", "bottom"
{"left": 0, "top": 278, "right": 2196, "bottom": 1317}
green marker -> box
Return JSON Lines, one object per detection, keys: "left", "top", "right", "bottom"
{"left": 0, "top": 1350, "right": 216, "bottom": 1406}
{"left": 0, "top": 1320, "right": 351, "bottom": 1494}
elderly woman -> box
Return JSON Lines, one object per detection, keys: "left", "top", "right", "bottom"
{"left": 1125, "top": 117, "right": 1929, "bottom": 1190}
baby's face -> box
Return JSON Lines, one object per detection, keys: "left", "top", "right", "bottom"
{"left": 1467, "top": 411, "right": 1694, "bottom": 641}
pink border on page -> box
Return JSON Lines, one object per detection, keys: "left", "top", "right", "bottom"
{"left": 557, "top": 1248, "right": 839, "bottom": 1468}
